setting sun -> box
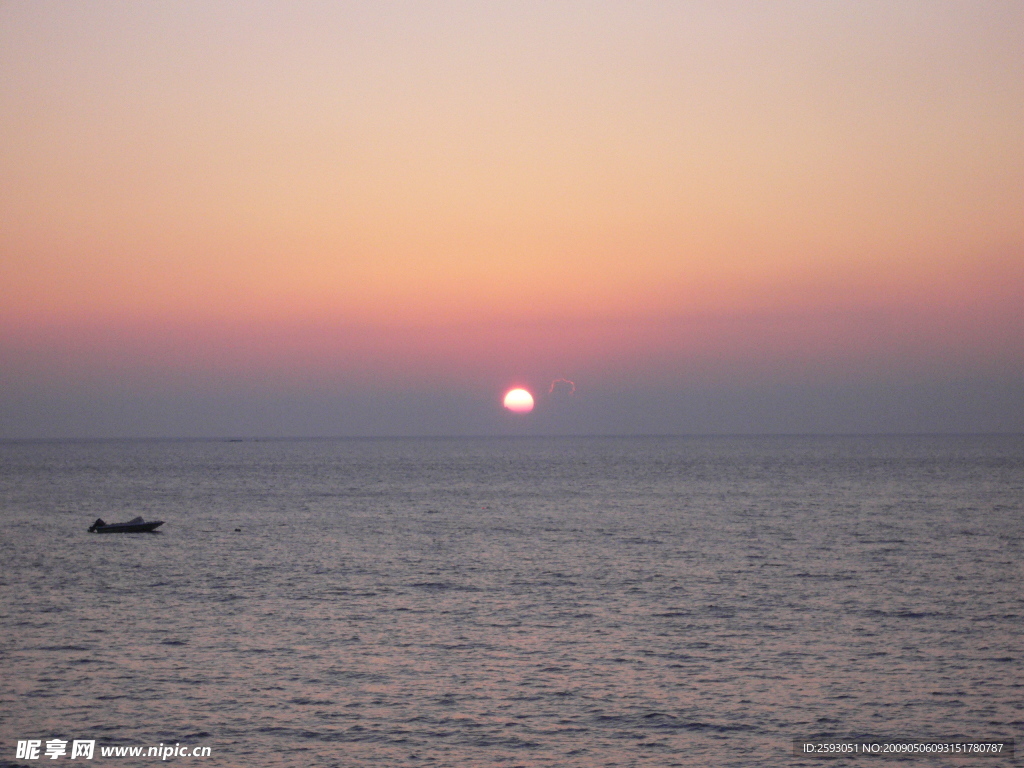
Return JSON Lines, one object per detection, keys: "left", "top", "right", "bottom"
{"left": 503, "top": 388, "right": 534, "bottom": 414}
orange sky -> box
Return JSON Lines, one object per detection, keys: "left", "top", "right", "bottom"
{"left": 1, "top": 2, "right": 1021, "bottom": 435}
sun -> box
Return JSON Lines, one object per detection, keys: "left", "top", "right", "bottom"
{"left": 503, "top": 388, "right": 534, "bottom": 414}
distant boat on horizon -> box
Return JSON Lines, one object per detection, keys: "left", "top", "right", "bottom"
{"left": 87, "top": 516, "right": 164, "bottom": 533}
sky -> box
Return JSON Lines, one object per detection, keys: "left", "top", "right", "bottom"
{"left": 1, "top": 1, "right": 1022, "bottom": 437}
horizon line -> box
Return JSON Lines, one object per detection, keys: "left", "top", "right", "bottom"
{"left": 2, "top": 432, "right": 1022, "bottom": 444}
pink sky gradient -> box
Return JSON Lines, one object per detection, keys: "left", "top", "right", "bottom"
{"left": 1, "top": 2, "right": 1021, "bottom": 436}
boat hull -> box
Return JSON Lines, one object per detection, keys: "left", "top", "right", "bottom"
{"left": 89, "top": 521, "right": 164, "bottom": 533}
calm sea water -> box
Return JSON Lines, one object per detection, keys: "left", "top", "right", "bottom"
{"left": 1, "top": 436, "right": 1021, "bottom": 767}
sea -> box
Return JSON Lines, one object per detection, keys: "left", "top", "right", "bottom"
{"left": 0, "top": 435, "right": 1021, "bottom": 767}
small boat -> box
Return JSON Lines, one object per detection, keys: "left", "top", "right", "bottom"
{"left": 88, "top": 516, "right": 164, "bottom": 533}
